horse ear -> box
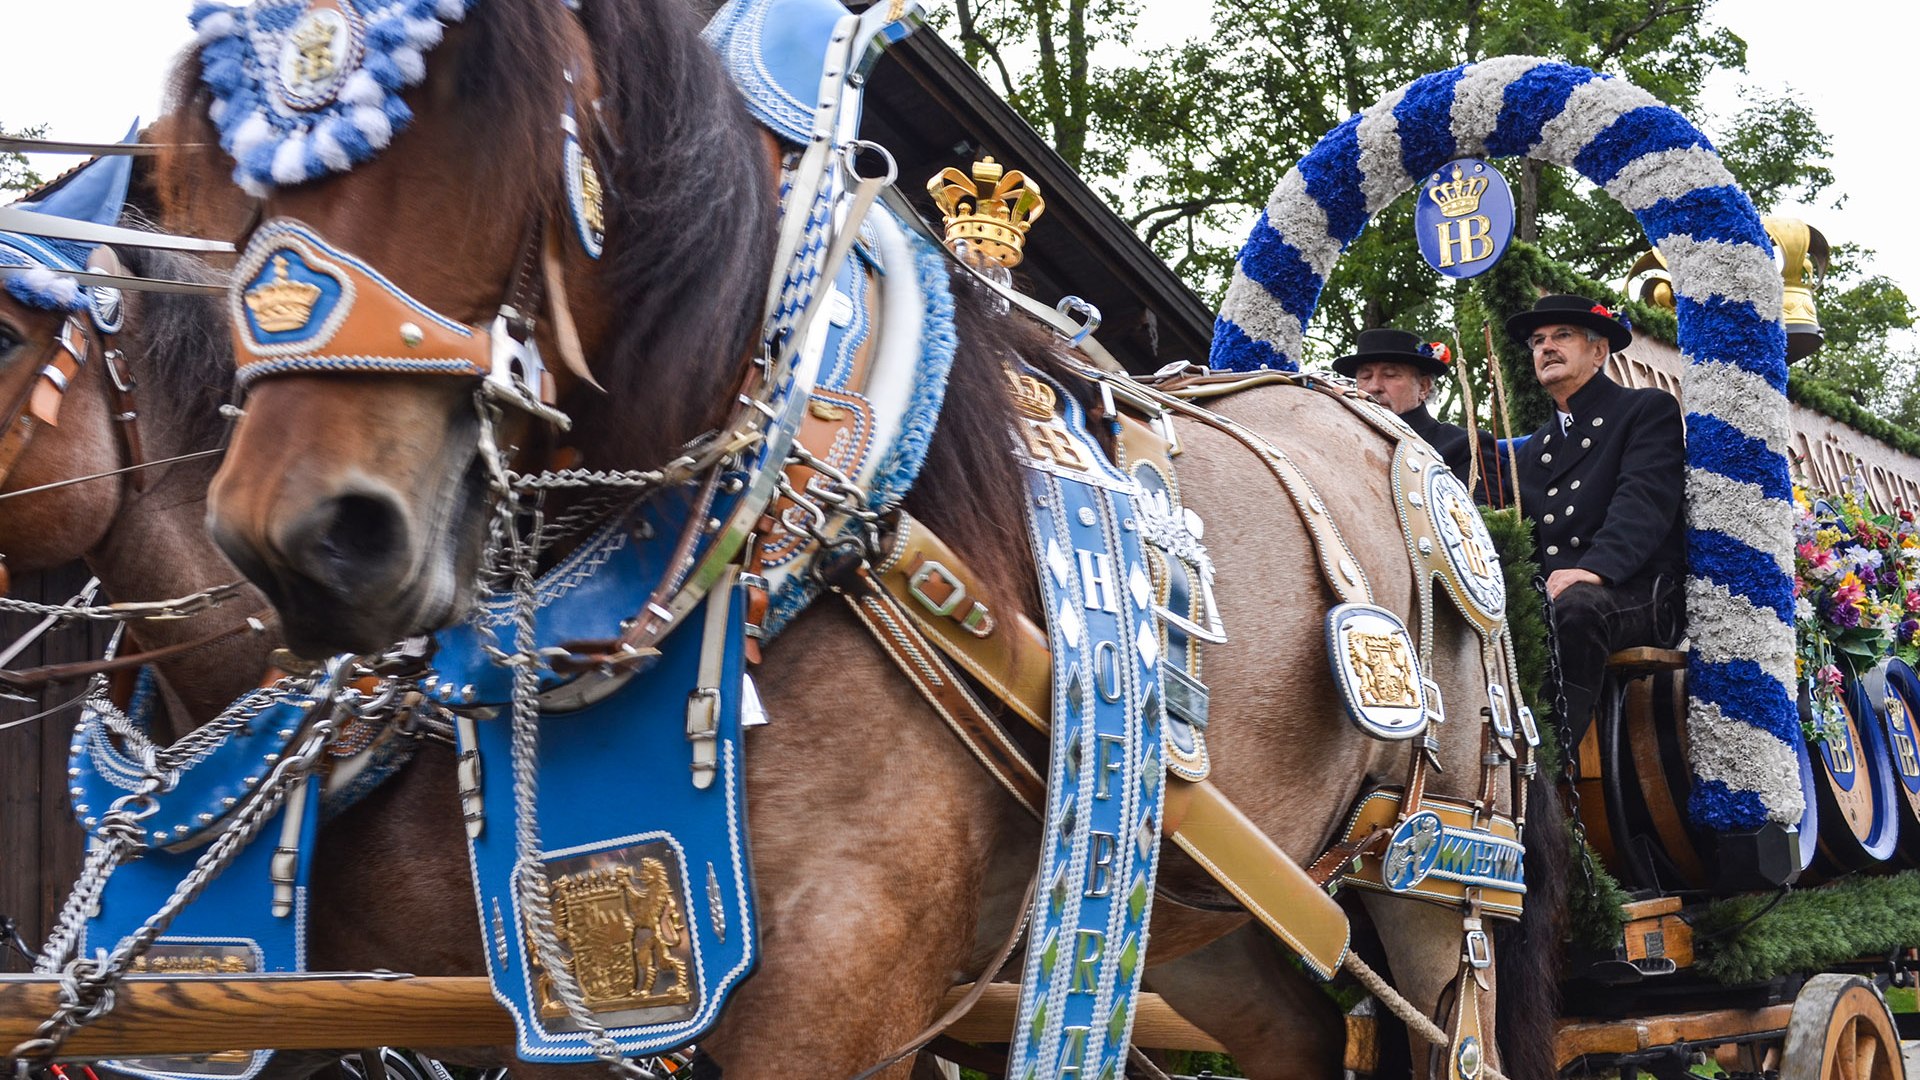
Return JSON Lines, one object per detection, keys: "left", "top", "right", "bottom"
{"left": 541, "top": 229, "right": 605, "bottom": 393}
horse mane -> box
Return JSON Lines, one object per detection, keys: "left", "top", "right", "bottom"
{"left": 112, "top": 215, "right": 233, "bottom": 456}
{"left": 474, "top": 0, "right": 1075, "bottom": 605}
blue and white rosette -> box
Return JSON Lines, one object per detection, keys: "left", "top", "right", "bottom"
{"left": 191, "top": 0, "right": 478, "bottom": 194}
{"left": 1211, "top": 57, "right": 1801, "bottom": 831}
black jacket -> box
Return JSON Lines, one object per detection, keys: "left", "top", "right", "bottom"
{"left": 1401, "top": 404, "right": 1503, "bottom": 505}
{"left": 1512, "top": 372, "right": 1686, "bottom": 584}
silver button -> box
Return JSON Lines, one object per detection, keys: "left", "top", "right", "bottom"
{"left": 1581, "top": 437, "right": 1592, "bottom": 448}
{"left": 1548, "top": 487, "right": 1559, "bottom": 497}
{"left": 1571, "top": 536, "right": 1582, "bottom": 546}
{"left": 1572, "top": 480, "right": 1581, "bottom": 489}
{"left": 1542, "top": 453, "right": 1553, "bottom": 463}
{"left": 1592, "top": 416, "right": 1603, "bottom": 426}
{"left": 1566, "top": 505, "right": 1575, "bottom": 514}
{"left": 1544, "top": 513, "right": 1556, "bottom": 523}
{"left": 1543, "top": 433, "right": 1552, "bottom": 445}
{"left": 1546, "top": 545, "right": 1560, "bottom": 555}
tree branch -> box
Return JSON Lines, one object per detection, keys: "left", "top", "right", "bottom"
{"left": 954, "top": 0, "right": 1019, "bottom": 100}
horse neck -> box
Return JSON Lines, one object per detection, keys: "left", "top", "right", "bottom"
{"left": 81, "top": 323, "right": 274, "bottom": 743}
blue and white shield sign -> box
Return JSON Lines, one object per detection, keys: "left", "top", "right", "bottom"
{"left": 1414, "top": 158, "right": 1514, "bottom": 279}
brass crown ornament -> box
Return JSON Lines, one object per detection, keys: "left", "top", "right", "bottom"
{"left": 245, "top": 255, "right": 323, "bottom": 333}
{"left": 928, "top": 156, "right": 1045, "bottom": 268}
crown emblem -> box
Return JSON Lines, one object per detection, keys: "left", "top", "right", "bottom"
{"left": 287, "top": 10, "right": 344, "bottom": 92}
{"left": 245, "top": 254, "right": 323, "bottom": 333}
{"left": 928, "top": 157, "right": 1046, "bottom": 268}
{"left": 1426, "top": 163, "right": 1490, "bottom": 218}
{"left": 1007, "top": 368, "right": 1057, "bottom": 421}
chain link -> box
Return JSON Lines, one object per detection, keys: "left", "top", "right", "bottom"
{"left": 0, "top": 581, "right": 249, "bottom": 624}
{"left": 1533, "top": 576, "right": 1598, "bottom": 897}
{"left": 472, "top": 400, "right": 659, "bottom": 1080}
{"left": 14, "top": 661, "right": 349, "bottom": 1066}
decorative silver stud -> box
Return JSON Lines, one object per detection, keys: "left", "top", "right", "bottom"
{"left": 197, "top": 812, "right": 215, "bottom": 825}
{"left": 1418, "top": 537, "right": 1433, "bottom": 555}
{"left": 400, "top": 322, "right": 425, "bottom": 347}
{"left": 1078, "top": 506, "right": 1097, "bottom": 527}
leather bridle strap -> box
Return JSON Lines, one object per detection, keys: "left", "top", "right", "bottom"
{"left": 0, "top": 607, "right": 272, "bottom": 691}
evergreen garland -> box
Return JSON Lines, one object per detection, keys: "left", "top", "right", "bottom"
{"left": 1693, "top": 871, "right": 1920, "bottom": 984}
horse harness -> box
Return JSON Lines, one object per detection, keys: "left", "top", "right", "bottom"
{"left": 201, "top": 1, "right": 1535, "bottom": 1070}
{"left": 0, "top": 246, "right": 147, "bottom": 498}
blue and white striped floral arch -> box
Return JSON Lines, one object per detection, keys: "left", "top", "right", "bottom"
{"left": 1209, "top": 56, "right": 1801, "bottom": 831}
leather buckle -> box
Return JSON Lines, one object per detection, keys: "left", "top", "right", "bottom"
{"left": 906, "top": 559, "right": 994, "bottom": 637}
{"left": 1464, "top": 926, "right": 1492, "bottom": 969}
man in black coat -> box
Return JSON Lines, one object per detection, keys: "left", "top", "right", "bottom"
{"left": 1336, "top": 327, "right": 1503, "bottom": 503}
{"left": 1507, "top": 294, "right": 1686, "bottom": 741}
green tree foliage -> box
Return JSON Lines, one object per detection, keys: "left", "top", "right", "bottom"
{"left": 940, "top": 1, "right": 1916, "bottom": 428}
{"left": 0, "top": 122, "right": 47, "bottom": 196}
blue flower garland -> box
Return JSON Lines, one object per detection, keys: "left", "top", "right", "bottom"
{"left": 1211, "top": 57, "right": 1801, "bottom": 831}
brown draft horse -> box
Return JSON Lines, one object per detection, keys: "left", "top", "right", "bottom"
{"left": 157, "top": 1, "right": 1567, "bottom": 1075}
{"left": 0, "top": 170, "right": 490, "bottom": 1074}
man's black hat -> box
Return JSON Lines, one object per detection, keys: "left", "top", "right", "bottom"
{"left": 1505, "top": 293, "right": 1632, "bottom": 352}
{"left": 1332, "top": 327, "right": 1452, "bottom": 378}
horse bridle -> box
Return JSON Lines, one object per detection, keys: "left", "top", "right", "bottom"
{"left": 0, "top": 250, "right": 149, "bottom": 499}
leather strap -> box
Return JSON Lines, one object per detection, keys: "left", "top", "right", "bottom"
{"left": 843, "top": 564, "right": 1043, "bottom": 818}
{"left": 0, "top": 608, "right": 272, "bottom": 690}
{"left": 1097, "top": 368, "right": 1374, "bottom": 608}
{"left": 862, "top": 513, "right": 1354, "bottom": 980}
{"left": 873, "top": 512, "right": 1050, "bottom": 732}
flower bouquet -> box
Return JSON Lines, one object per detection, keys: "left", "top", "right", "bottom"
{"left": 1793, "top": 475, "right": 1920, "bottom": 740}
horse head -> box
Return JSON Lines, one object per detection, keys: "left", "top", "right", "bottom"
{"left": 161, "top": 0, "right": 777, "bottom": 657}
{"left": 0, "top": 149, "right": 218, "bottom": 578}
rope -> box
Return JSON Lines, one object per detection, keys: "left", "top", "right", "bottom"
{"left": 1342, "top": 952, "right": 1512, "bottom": 1080}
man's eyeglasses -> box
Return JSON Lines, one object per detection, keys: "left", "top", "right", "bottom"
{"left": 1527, "top": 327, "right": 1586, "bottom": 352}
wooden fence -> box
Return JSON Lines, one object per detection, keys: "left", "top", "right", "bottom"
{"left": 1, "top": 563, "right": 114, "bottom": 974}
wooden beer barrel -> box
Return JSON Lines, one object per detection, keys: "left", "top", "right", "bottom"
{"left": 1574, "top": 654, "right": 1821, "bottom": 891}
{"left": 1859, "top": 658, "right": 1920, "bottom": 865}
{"left": 1805, "top": 670, "right": 1901, "bottom": 876}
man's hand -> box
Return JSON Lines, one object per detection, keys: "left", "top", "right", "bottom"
{"left": 1546, "top": 567, "right": 1603, "bottom": 600}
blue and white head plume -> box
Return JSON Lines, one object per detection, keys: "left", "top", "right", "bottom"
{"left": 1212, "top": 57, "right": 1801, "bottom": 831}
{"left": 0, "top": 127, "right": 137, "bottom": 314}
{"left": 191, "top": 0, "right": 477, "bottom": 195}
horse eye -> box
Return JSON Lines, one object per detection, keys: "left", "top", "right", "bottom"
{"left": 0, "top": 326, "right": 20, "bottom": 356}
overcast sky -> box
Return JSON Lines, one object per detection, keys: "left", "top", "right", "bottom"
{"left": 3, "top": 0, "right": 1916, "bottom": 312}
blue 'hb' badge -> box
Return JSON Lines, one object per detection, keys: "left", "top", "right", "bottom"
{"left": 1414, "top": 158, "right": 1513, "bottom": 279}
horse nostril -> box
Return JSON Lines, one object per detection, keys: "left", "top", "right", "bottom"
{"left": 317, "top": 493, "right": 406, "bottom": 573}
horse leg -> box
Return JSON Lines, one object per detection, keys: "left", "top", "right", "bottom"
{"left": 1144, "top": 920, "right": 1346, "bottom": 1079}
{"left": 1359, "top": 895, "right": 1492, "bottom": 1080}
{"left": 692, "top": 607, "right": 1021, "bottom": 1080}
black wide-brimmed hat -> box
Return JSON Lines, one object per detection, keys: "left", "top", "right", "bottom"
{"left": 1332, "top": 327, "right": 1452, "bottom": 378}
{"left": 1505, "top": 293, "right": 1633, "bottom": 352}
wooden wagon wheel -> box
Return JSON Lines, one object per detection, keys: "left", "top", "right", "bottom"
{"left": 1780, "top": 974, "right": 1907, "bottom": 1080}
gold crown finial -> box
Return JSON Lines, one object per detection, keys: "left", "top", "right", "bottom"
{"left": 1427, "top": 163, "right": 1490, "bottom": 218}
{"left": 245, "top": 254, "right": 323, "bottom": 333}
{"left": 928, "top": 155, "right": 1045, "bottom": 268}
{"left": 1763, "top": 216, "right": 1831, "bottom": 362}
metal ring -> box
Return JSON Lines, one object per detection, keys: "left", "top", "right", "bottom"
{"left": 840, "top": 139, "right": 898, "bottom": 187}
{"left": 1055, "top": 295, "right": 1103, "bottom": 346}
